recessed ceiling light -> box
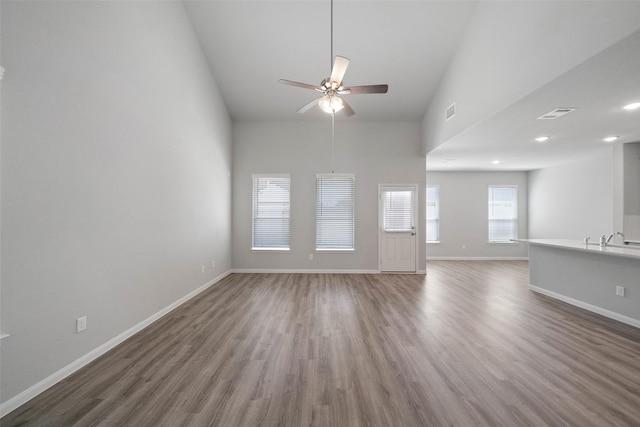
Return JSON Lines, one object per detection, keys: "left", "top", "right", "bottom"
{"left": 603, "top": 136, "right": 619, "bottom": 142}
{"left": 534, "top": 136, "right": 549, "bottom": 142}
{"left": 492, "top": 160, "right": 500, "bottom": 165}
{"left": 623, "top": 102, "right": 640, "bottom": 111}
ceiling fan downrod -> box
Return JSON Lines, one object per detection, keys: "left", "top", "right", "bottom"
{"left": 330, "top": 0, "right": 334, "bottom": 73}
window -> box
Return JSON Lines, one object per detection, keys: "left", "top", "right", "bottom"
{"left": 384, "top": 190, "right": 414, "bottom": 232}
{"left": 252, "top": 174, "right": 290, "bottom": 250}
{"left": 488, "top": 186, "right": 517, "bottom": 242}
{"left": 316, "top": 174, "right": 355, "bottom": 250}
{"left": 426, "top": 185, "right": 440, "bottom": 242}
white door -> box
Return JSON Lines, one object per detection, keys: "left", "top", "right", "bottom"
{"left": 379, "top": 185, "right": 417, "bottom": 272}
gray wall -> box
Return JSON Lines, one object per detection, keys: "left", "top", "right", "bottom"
{"left": 232, "top": 121, "right": 426, "bottom": 272}
{"left": 528, "top": 147, "right": 616, "bottom": 240}
{"left": 529, "top": 245, "right": 640, "bottom": 327}
{"left": 425, "top": 171, "right": 529, "bottom": 259}
{"left": 1, "top": 1, "right": 232, "bottom": 406}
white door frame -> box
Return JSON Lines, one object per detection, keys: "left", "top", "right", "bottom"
{"left": 378, "top": 184, "right": 419, "bottom": 273}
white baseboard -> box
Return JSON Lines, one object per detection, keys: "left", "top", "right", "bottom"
{"left": 231, "top": 269, "right": 427, "bottom": 274}
{"left": 427, "top": 257, "right": 529, "bottom": 261}
{"left": 530, "top": 285, "right": 640, "bottom": 329}
{"left": 0, "top": 270, "right": 232, "bottom": 418}
{"left": 231, "top": 268, "right": 380, "bottom": 274}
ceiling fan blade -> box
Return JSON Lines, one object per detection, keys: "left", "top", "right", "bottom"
{"left": 343, "top": 84, "right": 388, "bottom": 94}
{"left": 297, "top": 96, "right": 324, "bottom": 114}
{"left": 341, "top": 98, "right": 355, "bottom": 117}
{"left": 279, "top": 79, "right": 323, "bottom": 91}
{"left": 330, "top": 56, "right": 350, "bottom": 87}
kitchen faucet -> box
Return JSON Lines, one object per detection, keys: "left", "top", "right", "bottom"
{"left": 601, "top": 231, "right": 624, "bottom": 247}
{"left": 606, "top": 231, "right": 624, "bottom": 244}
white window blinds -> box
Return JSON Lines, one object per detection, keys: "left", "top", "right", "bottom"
{"left": 384, "top": 190, "right": 414, "bottom": 231}
{"left": 252, "top": 174, "right": 290, "bottom": 250}
{"left": 426, "top": 186, "right": 439, "bottom": 242}
{"left": 488, "top": 186, "right": 517, "bottom": 242}
{"left": 316, "top": 174, "right": 355, "bottom": 250}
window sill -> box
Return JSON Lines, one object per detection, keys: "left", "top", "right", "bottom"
{"left": 427, "top": 241, "right": 441, "bottom": 244}
{"left": 251, "top": 248, "right": 291, "bottom": 252}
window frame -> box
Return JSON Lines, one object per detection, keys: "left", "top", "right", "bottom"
{"left": 426, "top": 185, "right": 440, "bottom": 243}
{"left": 315, "top": 173, "right": 356, "bottom": 252}
{"left": 487, "top": 185, "right": 518, "bottom": 243}
{"left": 251, "top": 174, "right": 291, "bottom": 252}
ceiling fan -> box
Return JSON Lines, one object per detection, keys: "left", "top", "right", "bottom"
{"left": 278, "top": 0, "right": 388, "bottom": 117}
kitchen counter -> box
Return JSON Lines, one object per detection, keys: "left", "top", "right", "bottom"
{"left": 517, "top": 239, "right": 640, "bottom": 328}
{"left": 515, "top": 238, "right": 640, "bottom": 260}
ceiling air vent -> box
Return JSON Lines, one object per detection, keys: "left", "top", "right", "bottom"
{"left": 537, "top": 107, "right": 577, "bottom": 120}
{"left": 446, "top": 103, "right": 456, "bottom": 121}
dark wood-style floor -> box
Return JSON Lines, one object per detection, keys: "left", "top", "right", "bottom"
{"left": 4, "top": 261, "right": 640, "bottom": 426}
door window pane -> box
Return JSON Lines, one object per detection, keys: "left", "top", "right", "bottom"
{"left": 384, "top": 191, "right": 413, "bottom": 232}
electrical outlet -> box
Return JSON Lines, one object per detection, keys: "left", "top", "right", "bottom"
{"left": 76, "top": 316, "right": 87, "bottom": 334}
{"left": 616, "top": 286, "right": 625, "bottom": 297}
{"left": 211, "top": 261, "right": 215, "bottom": 269}
{"left": 462, "top": 244, "right": 467, "bottom": 250}
{"left": 309, "top": 253, "right": 313, "bottom": 260}
{"left": 201, "top": 265, "right": 205, "bottom": 274}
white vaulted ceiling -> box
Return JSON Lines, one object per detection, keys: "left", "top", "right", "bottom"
{"left": 183, "top": 0, "right": 477, "bottom": 122}
{"left": 183, "top": 1, "right": 640, "bottom": 170}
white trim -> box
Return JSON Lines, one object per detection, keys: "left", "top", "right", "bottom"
{"left": 0, "top": 270, "right": 232, "bottom": 418}
{"left": 315, "top": 248, "right": 356, "bottom": 253}
{"left": 231, "top": 269, "right": 379, "bottom": 274}
{"left": 252, "top": 174, "right": 291, "bottom": 251}
{"left": 487, "top": 185, "right": 518, "bottom": 242}
{"left": 315, "top": 174, "right": 356, "bottom": 251}
{"left": 426, "top": 185, "right": 440, "bottom": 243}
{"left": 251, "top": 173, "right": 290, "bottom": 179}
{"left": 316, "top": 173, "right": 355, "bottom": 179}
{"left": 529, "top": 285, "right": 640, "bottom": 329}
{"left": 426, "top": 256, "right": 529, "bottom": 261}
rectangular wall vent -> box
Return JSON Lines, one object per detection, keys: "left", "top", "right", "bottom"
{"left": 446, "top": 103, "right": 456, "bottom": 121}
{"left": 537, "top": 107, "right": 577, "bottom": 120}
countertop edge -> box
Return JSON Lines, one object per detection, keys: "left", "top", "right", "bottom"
{"left": 514, "top": 239, "right": 640, "bottom": 260}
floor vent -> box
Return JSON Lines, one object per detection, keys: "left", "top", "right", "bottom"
{"left": 537, "top": 107, "right": 577, "bottom": 120}
{"left": 446, "top": 103, "right": 456, "bottom": 121}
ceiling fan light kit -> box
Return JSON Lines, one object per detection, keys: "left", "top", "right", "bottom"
{"left": 278, "top": 0, "right": 388, "bottom": 117}
{"left": 319, "top": 96, "right": 344, "bottom": 114}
